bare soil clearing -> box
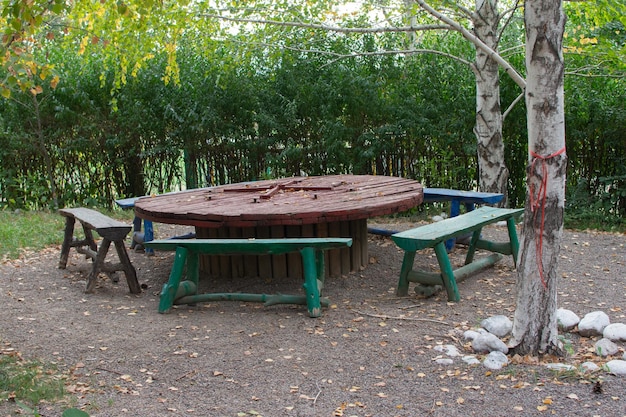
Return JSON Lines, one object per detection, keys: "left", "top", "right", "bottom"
{"left": 1, "top": 220, "right": 625, "bottom": 417}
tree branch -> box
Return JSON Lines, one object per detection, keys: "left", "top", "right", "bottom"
{"left": 322, "top": 48, "right": 474, "bottom": 68}
{"left": 201, "top": 13, "right": 452, "bottom": 34}
{"left": 412, "top": 0, "right": 526, "bottom": 89}
{"left": 502, "top": 92, "right": 524, "bottom": 121}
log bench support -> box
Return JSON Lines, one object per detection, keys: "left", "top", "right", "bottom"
{"left": 144, "top": 238, "right": 352, "bottom": 317}
{"left": 391, "top": 206, "right": 524, "bottom": 302}
{"left": 58, "top": 208, "right": 140, "bottom": 294}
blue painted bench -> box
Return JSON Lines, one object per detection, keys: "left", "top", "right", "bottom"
{"left": 368, "top": 188, "right": 504, "bottom": 250}
{"left": 391, "top": 206, "right": 523, "bottom": 302}
{"left": 144, "top": 237, "right": 353, "bottom": 317}
{"left": 115, "top": 197, "right": 155, "bottom": 255}
{"left": 422, "top": 188, "right": 504, "bottom": 216}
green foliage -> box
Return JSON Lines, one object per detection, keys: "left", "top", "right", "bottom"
{"left": 0, "top": 0, "right": 623, "bottom": 227}
{"left": 63, "top": 409, "right": 90, "bottom": 417}
{"left": 0, "top": 210, "right": 64, "bottom": 259}
{"left": 565, "top": 177, "right": 626, "bottom": 231}
{"left": 0, "top": 353, "right": 65, "bottom": 407}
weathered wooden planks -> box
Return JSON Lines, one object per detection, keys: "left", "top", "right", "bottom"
{"left": 135, "top": 175, "right": 423, "bottom": 279}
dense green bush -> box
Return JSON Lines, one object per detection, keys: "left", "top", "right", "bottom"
{"left": 0, "top": 24, "right": 624, "bottom": 229}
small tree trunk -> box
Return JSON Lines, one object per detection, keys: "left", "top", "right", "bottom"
{"left": 32, "top": 94, "right": 59, "bottom": 210}
{"left": 509, "top": 0, "right": 567, "bottom": 355}
{"left": 473, "top": 0, "right": 509, "bottom": 202}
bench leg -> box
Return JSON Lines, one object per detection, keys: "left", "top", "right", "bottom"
{"left": 159, "top": 246, "right": 188, "bottom": 313}
{"left": 434, "top": 242, "right": 460, "bottom": 302}
{"left": 144, "top": 220, "right": 154, "bottom": 255}
{"left": 85, "top": 238, "right": 111, "bottom": 293}
{"left": 507, "top": 217, "right": 520, "bottom": 266}
{"left": 81, "top": 224, "right": 98, "bottom": 252}
{"left": 59, "top": 217, "right": 75, "bottom": 269}
{"left": 396, "top": 251, "right": 416, "bottom": 296}
{"left": 315, "top": 249, "right": 325, "bottom": 289}
{"left": 301, "top": 247, "right": 322, "bottom": 318}
{"left": 444, "top": 201, "right": 460, "bottom": 251}
{"left": 113, "top": 240, "right": 140, "bottom": 294}
{"left": 464, "top": 228, "right": 483, "bottom": 264}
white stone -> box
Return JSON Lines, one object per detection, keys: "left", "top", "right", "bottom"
{"left": 481, "top": 315, "right": 513, "bottom": 338}
{"left": 545, "top": 363, "right": 576, "bottom": 371}
{"left": 463, "top": 330, "right": 482, "bottom": 341}
{"left": 604, "top": 360, "right": 626, "bottom": 376}
{"left": 433, "top": 344, "right": 461, "bottom": 357}
{"left": 581, "top": 362, "right": 600, "bottom": 372}
{"left": 432, "top": 215, "right": 444, "bottom": 222}
{"left": 595, "top": 338, "right": 620, "bottom": 357}
{"left": 435, "top": 358, "right": 454, "bottom": 365}
{"left": 603, "top": 323, "right": 626, "bottom": 341}
{"left": 462, "top": 355, "right": 481, "bottom": 365}
{"left": 472, "top": 332, "right": 509, "bottom": 354}
{"left": 556, "top": 308, "right": 580, "bottom": 332}
{"left": 578, "top": 311, "right": 610, "bottom": 337}
{"left": 483, "top": 351, "right": 508, "bottom": 370}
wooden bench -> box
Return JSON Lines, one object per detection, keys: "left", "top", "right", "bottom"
{"left": 369, "top": 187, "right": 504, "bottom": 250}
{"left": 422, "top": 188, "right": 504, "bottom": 216}
{"left": 58, "top": 208, "right": 140, "bottom": 294}
{"left": 391, "top": 206, "right": 523, "bottom": 302}
{"left": 115, "top": 197, "right": 155, "bottom": 255}
{"left": 144, "top": 237, "right": 352, "bottom": 317}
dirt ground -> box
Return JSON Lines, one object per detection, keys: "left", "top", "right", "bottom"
{"left": 1, "top": 219, "right": 625, "bottom": 417}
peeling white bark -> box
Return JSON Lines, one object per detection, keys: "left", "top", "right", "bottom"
{"left": 473, "top": 0, "right": 509, "bottom": 202}
{"left": 509, "top": 0, "right": 567, "bottom": 355}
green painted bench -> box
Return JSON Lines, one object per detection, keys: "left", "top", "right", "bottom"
{"left": 144, "top": 238, "right": 353, "bottom": 317}
{"left": 58, "top": 208, "right": 140, "bottom": 294}
{"left": 391, "top": 206, "right": 524, "bottom": 301}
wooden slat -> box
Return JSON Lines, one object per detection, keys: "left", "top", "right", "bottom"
{"left": 316, "top": 222, "right": 330, "bottom": 278}
{"left": 256, "top": 226, "right": 272, "bottom": 278}
{"left": 340, "top": 220, "right": 351, "bottom": 275}
{"left": 270, "top": 225, "right": 287, "bottom": 280}
{"left": 286, "top": 225, "right": 303, "bottom": 278}
{"left": 241, "top": 227, "right": 258, "bottom": 278}
{"left": 217, "top": 227, "right": 231, "bottom": 279}
{"left": 327, "top": 222, "right": 342, "bottom": 277}
{"left": 229, "top": 227, "right": 245, "bottom": 278}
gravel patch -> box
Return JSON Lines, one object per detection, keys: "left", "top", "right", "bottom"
{"left": 1, "top": 221, "right": 625, "bottom": 417}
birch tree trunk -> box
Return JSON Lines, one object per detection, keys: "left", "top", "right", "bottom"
{"left": 509, "top": 0, "right": 567, "bottom": 355}
{"left": 473, "top": 0, "right": 509, "bottom": 203}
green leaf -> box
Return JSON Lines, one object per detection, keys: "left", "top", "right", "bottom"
{"left": 62, "top": 409, "right": 90, "bottom": 417}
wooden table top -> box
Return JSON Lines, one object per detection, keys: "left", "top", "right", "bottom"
{"left": 134, "top": 175, "right": 423, "bottom": 228}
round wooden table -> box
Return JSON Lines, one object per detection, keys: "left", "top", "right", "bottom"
{"left": 135, "top": 175, "right": 423, "bottom": 279}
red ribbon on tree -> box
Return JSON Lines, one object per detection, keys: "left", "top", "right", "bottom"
{"left": 529, "top": 147, "right": 566, "bottom": 288}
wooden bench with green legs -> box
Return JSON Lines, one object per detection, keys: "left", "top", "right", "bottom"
{"left": 144, "top": 238, "right": 352, "bottom": 317}
{"left": 391, "top": 206, "right": 524, "bottom": 301}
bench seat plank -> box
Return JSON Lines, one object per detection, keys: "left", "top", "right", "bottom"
{"left": 422, "top": 188, "right": 504, "bottom": 205}
{"left": 59, "top": 208, "right": 131, "bottom": 241}
{"left": 392, "top": 207, "right": 523, "bottom": 251}
{"left": 145, "top": 237, "right": 352, "bottom": 317}
{"left": 144, "top": 238, "right": 352, "bottom": 254}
